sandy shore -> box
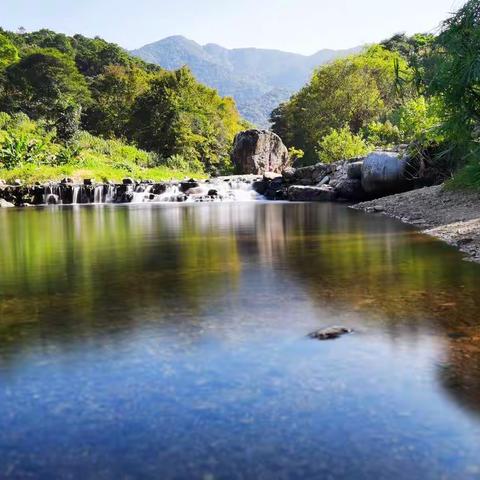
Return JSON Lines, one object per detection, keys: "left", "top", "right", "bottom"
{"left": 353, "top": 185, "right": 480, "bottom": 262}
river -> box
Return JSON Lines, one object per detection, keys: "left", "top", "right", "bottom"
{"left": 0, "top": 202, "right": 479, "bottom": 479}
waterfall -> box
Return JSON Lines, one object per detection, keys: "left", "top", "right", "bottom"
{"left": 36, "top": 176, "right": 263, "bottom": 206}
{"left": 94, "top": 185, "right": 104, "bottom": 204}
{"left": 43, "top": 185, "right": 62, "bottom": 205}
{"left": 72, "top": 186, "right": 81, "bottom": 205}
{"left": 131, "top": 184, "right": 154, "bottom": 204}
{"left": 105, "top": 185, "right": 116, "bottom": 203}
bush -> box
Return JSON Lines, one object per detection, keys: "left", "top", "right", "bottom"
{"left": 363, "top": 121, "right": 402, "bottom": 147}
{"left": 317, "top": 126, "right": 373, "bottom": 163}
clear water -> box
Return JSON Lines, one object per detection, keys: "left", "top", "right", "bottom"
{"left": 0, "top": 202, "right": 480, "bottom": 479}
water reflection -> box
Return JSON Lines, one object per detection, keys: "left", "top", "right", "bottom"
{"left": 1, "top": 203, "right": 480, "bottom": 479}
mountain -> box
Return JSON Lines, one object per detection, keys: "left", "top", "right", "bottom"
{"left": 131, "top": 36, "right": 363, "bottom": 127}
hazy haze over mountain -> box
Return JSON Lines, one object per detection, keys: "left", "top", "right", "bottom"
{"left": 131, "top": 36, "right": 363, "bottom": 126}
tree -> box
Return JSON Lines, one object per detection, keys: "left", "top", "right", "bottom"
{"left": 84, "top": 64, "right": 151, "bottom": 138}
{"left": 130, "top": 67, "right": 244, "bottom": 173}
{"left": 271, "top": 46, "right": 410, "bottom": 163}
{"left": 0, "top": 33, "right": 19, "bottom": 69}
{"left": 317, "top": 126, "right": 372, "bottom": 163}
{"left": 429, "top": 0, "right": 480, "bottom": 162}
{"left": 0, "top": 48, "right": 91, "bottom": 122}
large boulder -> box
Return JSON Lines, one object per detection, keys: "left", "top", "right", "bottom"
{"left": 232, "top": 130, "right": 290, "bottom": 174}
{"left": 361, "top": 152, "right": 410, "bottom": 194}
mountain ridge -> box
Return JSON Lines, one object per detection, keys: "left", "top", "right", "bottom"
{"left": 131, "top": 36, "right": 363, "bottom": 126}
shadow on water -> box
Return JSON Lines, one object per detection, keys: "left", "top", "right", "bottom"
{"left": 1, "top": 202, "right": 480, "bottom": 479}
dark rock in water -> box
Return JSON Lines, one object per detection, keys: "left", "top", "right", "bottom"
{"left": 180, "top": 180, "right": 199, "bottom": 192}
{"left": 288, "top": 185, "right": 337, "bottom": 202}
{"left": 309, "top": 326, "right": 353, "bottom": 340}
{"left": 252, "top": 180, "right": 267, "bottom": 195}
{"left": 61, "top": 177, "right": 74, "bottom": 184}
{"left": 83, "top": 179, "right": 93, "bottom": 186}
{"left": 208, "top": 189, "right": 218, "bottom": 197}
{"left": 231, "top": 129, "right": 290, "bottom": 174}
{"left": 347, "top": 161, "right": 363, "bottom": 180}
{"left": 151, "top": 184, "right": 167, "bottom": 195}
{"left": 122, "top": 177, "right": 134, "bottom": 185}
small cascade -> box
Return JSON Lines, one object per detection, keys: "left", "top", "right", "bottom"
{"left": 43, "top": 185, "right": 62, "bottom": 205}
{"left": 105, "top": 185, "right": 116, "bottom": 203}
{"left": 131, "top": 184, "right": 154, "bottom": 203}
{"left": 35, "top": 176, "right": 264, "bottom": 206}
{"left": 94, "top": 185, "right": 104, "bottom": 204}
{"left": 72, "top": 185, "right": 82, "bottom": 205}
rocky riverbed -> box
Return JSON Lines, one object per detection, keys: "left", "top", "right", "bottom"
{"left": 353, "top": 185, "right": 480, "bottom": 263}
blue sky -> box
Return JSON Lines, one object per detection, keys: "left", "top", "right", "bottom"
{"left": 2, "top": 0, "right": 467, "bottom": 53}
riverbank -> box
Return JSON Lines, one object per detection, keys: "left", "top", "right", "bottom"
{"left": 353, "top": 185, "right": 480, "bottom": 262}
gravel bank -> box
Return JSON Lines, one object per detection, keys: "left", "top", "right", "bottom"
{"left": 353, "top": 185, "right": 480, "bottom": 262}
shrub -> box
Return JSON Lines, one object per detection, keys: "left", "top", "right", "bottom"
{"left": 317, "top": 126, "right": 373, "bottom": 163}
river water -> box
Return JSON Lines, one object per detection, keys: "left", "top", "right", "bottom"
{"left": 0, "top": 202, "right": 480, "bottom": 479}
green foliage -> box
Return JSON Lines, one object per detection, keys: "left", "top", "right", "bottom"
{"left": 1, "top": 48, "right": 91, "bottom": 122}
{"left": 0, "top": 113, "right": 203, "bottom": 182}
{"left": 363, "top": 120, "right": 402, "bottom": 147}
{"left": 288, "top": 147, "right": 304, "bottom": 164}
{"left": 271, "top": 46, "right": 410, "bottom": 163}
{"left": 317, "top": 126, "right": 373, "bottom": 164}
{"left": 429, "top": 0, "right": 480, "bottom": 166}
{"left": 130, "top": 66, "right": 244, "bottom": 174}
{"left": 0, "top": 33, "right": 19, "bottom": 69}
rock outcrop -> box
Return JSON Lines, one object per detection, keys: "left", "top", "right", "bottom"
{"left": 231, "top": 129, "right": 290, "bottom": 175}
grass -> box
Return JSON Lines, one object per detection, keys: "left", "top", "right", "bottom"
{"left": 0, "top": 114, "right": 206, "bottom": 184}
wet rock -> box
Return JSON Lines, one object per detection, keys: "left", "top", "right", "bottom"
{"left": 122, "top": 177, "right": 134, "bottom": 185}
{"left": 308, "top": 326, "right": 353, "bottom": 340}
{"left": 180, "top": 180, "right": 199, "bottom": 192}
{"left": 282, "top": 167, "right": 296, "bottom": 181}
{"left": 347, "top": 161, "right": 363, "bottom": 180}
{"left": 231, "top": 129, "right": 290, "bottom": 174}
{"left": 334, "top": 179, "right": 366, "bottom": 201}
{"left": 83, "top": 179, "right": 93, "bottom": 186}
{"left": 61, "top": 177, "right": 74, "bottom": 184}
{"left": 264, "top": 172, "right": 282, "bottom": 181}
{"left": 208, "top": 189, "right": 218, "bottom": 197}
{"left": 288, "top": 185, "right": 337, "bottom": 202}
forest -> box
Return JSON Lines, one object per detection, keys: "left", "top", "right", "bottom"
{"left": 272, "top": 0, "right": 480, "bottom": 189}
{"left": 0, "top": 29, "right": 246, "bottom": 182}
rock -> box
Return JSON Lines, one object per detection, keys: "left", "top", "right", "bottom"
{"left": 334, "top": 179, "right": 366, "bottom": 201}
{"left": 13, "top": 179, "right": 22, "bottom": 186}
{"left": 61, "top": 177, "right": 74, "bottom": 184}
{"left": 282, "top": 167, "right": 296, "bottom": 181}
{"left": 83, "top": 179, "right": 93, "bottom": 186}
{"left": 347, "top": 161, "right": 363, "bottom": 180}
{"left": 231, "top": 129, "right": 290, "bottom": 174}
{"left": 373, "top": 205, "right": 385, "bottom": 212}
{"left": 185, "top": 186, "right": 206, "bottom": 196}
{"left": 361, "top": 152, "right": 410, "bottom": 194}
{"left": 122, "top": 177, "right": 135, "bottom": 185}
{"left": 288, "top": 185, "right": 337, "bottom": 202}
{"left": 0, "top": 198, "right": 15, "bottom": 208}
{"left": 0, "top": 179, "right": 6, "bottom": 186}
{"left": 317, "top": 176, "right": 330, "bottom": 186}
{"left": 312, "top": 163, "right": 333, "bottom": 184}
{"left": 308, "top": 326, "right": 353, "bottom": 340}
{"left": 208, "top": 189, "right": 218, "bottom": 197}
{"left": 180, "top": 180, "right": 199, "bottom": 192}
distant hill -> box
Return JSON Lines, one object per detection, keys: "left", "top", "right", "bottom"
{"left": 131, "top": 36, "right": 363, "bottom": 127}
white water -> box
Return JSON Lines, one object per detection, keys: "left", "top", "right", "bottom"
{"left": 40, "top": 178, "right": 263, "bottom": 206}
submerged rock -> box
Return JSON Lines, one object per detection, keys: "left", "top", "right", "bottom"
{"left": 308, "top": 326, "right": 353, "bottom": 340}
{"left": 231, "top": 129, "right": 290, "bottom": 174}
